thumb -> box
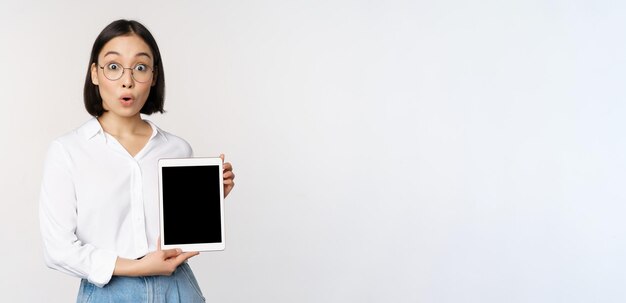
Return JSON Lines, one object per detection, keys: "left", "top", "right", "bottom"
{"left": 219, "top": 153, "right": 225, "bottom": 163}
{"left": 162, "top": 248, "right": 182, "bottom": 259}
{"left": 156, "top": 236, "right": 162, "bottom": 251}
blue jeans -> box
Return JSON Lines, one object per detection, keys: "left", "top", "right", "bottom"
{"left": 76, "top": 262, "right": 205, "bottom": 303}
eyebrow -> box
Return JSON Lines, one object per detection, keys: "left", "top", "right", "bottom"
{"left": 103, "top": 51, "right": 152, "bottom": 59}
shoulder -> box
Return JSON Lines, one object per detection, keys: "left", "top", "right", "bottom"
{"left": 46, "top": 119, "right": 95, "bottom": 152}
{"left": 146, "top": 120, "right": 193, "bottom": 157}
{"left": 51, "top": 118, "right": 99, "bottom": 145}
{"left": 161, "top": 129, "right": 193, "bottom": 156}
{"left": 43, "top": 119, "right": 95, "bottom": 168}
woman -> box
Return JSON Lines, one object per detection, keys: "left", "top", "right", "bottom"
{"left": 39, "top": 19, "right": 235, "bottom": 302}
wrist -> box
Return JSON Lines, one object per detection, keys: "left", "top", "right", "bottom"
{"left": 113, "top": 257, "right": 143, "bottom": 276}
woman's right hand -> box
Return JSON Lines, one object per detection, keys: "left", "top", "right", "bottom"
{"left": 139, "top": 244, "right": 199, "bottom": 276}
{"left": 114, "top": 238, "right": 199, "bottom": 276}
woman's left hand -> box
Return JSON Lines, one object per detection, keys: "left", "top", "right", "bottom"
{"left": 220, "top": 153, "right": 235, "bottom": 198}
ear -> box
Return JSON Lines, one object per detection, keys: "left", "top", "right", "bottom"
{"left": 91, "top": 63, "right": 99, "bottom": 85}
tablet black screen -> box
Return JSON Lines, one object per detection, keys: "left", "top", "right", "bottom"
{"left": 162, "top": 165, "right": 222, "bottom": 245}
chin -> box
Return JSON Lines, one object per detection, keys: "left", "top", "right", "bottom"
{"left": 117, "top": 109, "right": 142, "bottom": 117}
{"left": 102, "top": 103, "right": 144, "bottom": 118}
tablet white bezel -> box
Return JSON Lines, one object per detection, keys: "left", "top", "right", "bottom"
{"left": 158, "top": 157, "right": 225, "bottom": 252}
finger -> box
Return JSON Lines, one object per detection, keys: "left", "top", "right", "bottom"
{"left": 162, "top": 248, "right": 182, "bottom": 259}
{"left": 225, "top": 183, "right": 234, "bottom": 197}
{"left": 223, "top": 162, "right": 232, "bottom": 171}
{"left": 224, "top": 179, "right": 234, "bottom": 185}
{"left": 183, "top": 251, "right": 200, "bottom": 258}
{"left": 223, "top": 171, "right": 234, "bottom": 179}
{"left": 219, "top": 154, "right": 225, "bottom": 163}
{"left": 175, "top": 251, "right": 200, "bottom": 264}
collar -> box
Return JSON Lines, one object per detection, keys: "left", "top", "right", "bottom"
{"left": 81, "top": 118, "right": 104, "bottom": 140}
{"left": 145, "top": 119, "right": 168, "bottom": 142}
{"left": 80, "top": 117, "right": 168, "bottom": 142}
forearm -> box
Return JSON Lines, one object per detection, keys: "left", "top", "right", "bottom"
{"left": 113, "top": 257, "right": 144, "bottom": 276}
{"left": 113, "top": 249, "right": 199, "bottom": 277}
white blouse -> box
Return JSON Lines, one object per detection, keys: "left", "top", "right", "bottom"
{"left": 39, "top": 118, "right": 193, "bottom": 287}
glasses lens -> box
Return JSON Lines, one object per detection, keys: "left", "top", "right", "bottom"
{"left": 103, "top": 62, "right": 123, "bottom": 81}
{"left": 132, "top": 64, "right": 152, "bottom": 83}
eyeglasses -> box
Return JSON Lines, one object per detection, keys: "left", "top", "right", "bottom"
{"left": 98, "top": 62, "right": 154, "bottom": 83}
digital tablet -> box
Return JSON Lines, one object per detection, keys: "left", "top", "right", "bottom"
{"left": 158, "top": 157, "right": 225, "bottom": 252}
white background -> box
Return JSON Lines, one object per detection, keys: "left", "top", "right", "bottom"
{"left": 1, "top": 0, "right": 625, "bottom": 302}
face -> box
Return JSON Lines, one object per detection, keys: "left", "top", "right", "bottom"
{"left": 91, "top": 34, "right": 156, "bottom": 118}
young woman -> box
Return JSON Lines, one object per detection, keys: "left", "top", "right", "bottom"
{"left": 39, "top": 19, "right": 235, "bottom": 302}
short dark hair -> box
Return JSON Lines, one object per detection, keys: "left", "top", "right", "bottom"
{"left": 84, "top": 19, "right": 165, "bottom": 117}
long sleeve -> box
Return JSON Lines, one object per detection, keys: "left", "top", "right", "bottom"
{"left": 38, "top": 141, "right": 118, "bottom": 288}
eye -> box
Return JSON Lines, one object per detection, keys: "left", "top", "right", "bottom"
{"left": 134, "top": 64, "right": 148, "bottom": 72}
{"left": 106, "top": 62, "right": 121, "bottom": 70}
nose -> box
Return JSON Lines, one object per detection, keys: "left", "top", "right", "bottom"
{"left": 121, "top": 68, "right": 134, "bottom": 88}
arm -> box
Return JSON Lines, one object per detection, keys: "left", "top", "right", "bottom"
{"left": 113, "top": 239, "right": 199, "bottom": 276}
{"left": 39, "top": 141, "right": 117, "bottom": 287}
{"left": 40, "top": 142, "right": 199, "bottom": 285}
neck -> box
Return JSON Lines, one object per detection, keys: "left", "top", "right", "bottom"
{"left": 97, "top": 113, "right": 147, "bottom": 137}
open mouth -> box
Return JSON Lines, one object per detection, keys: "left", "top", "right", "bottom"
{"left": 119, "top": 96, "right": 134, "bottom": 106}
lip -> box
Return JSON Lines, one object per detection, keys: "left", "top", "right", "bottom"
{"left": 119, "top": 94, "right": 135, "bottom": 106}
